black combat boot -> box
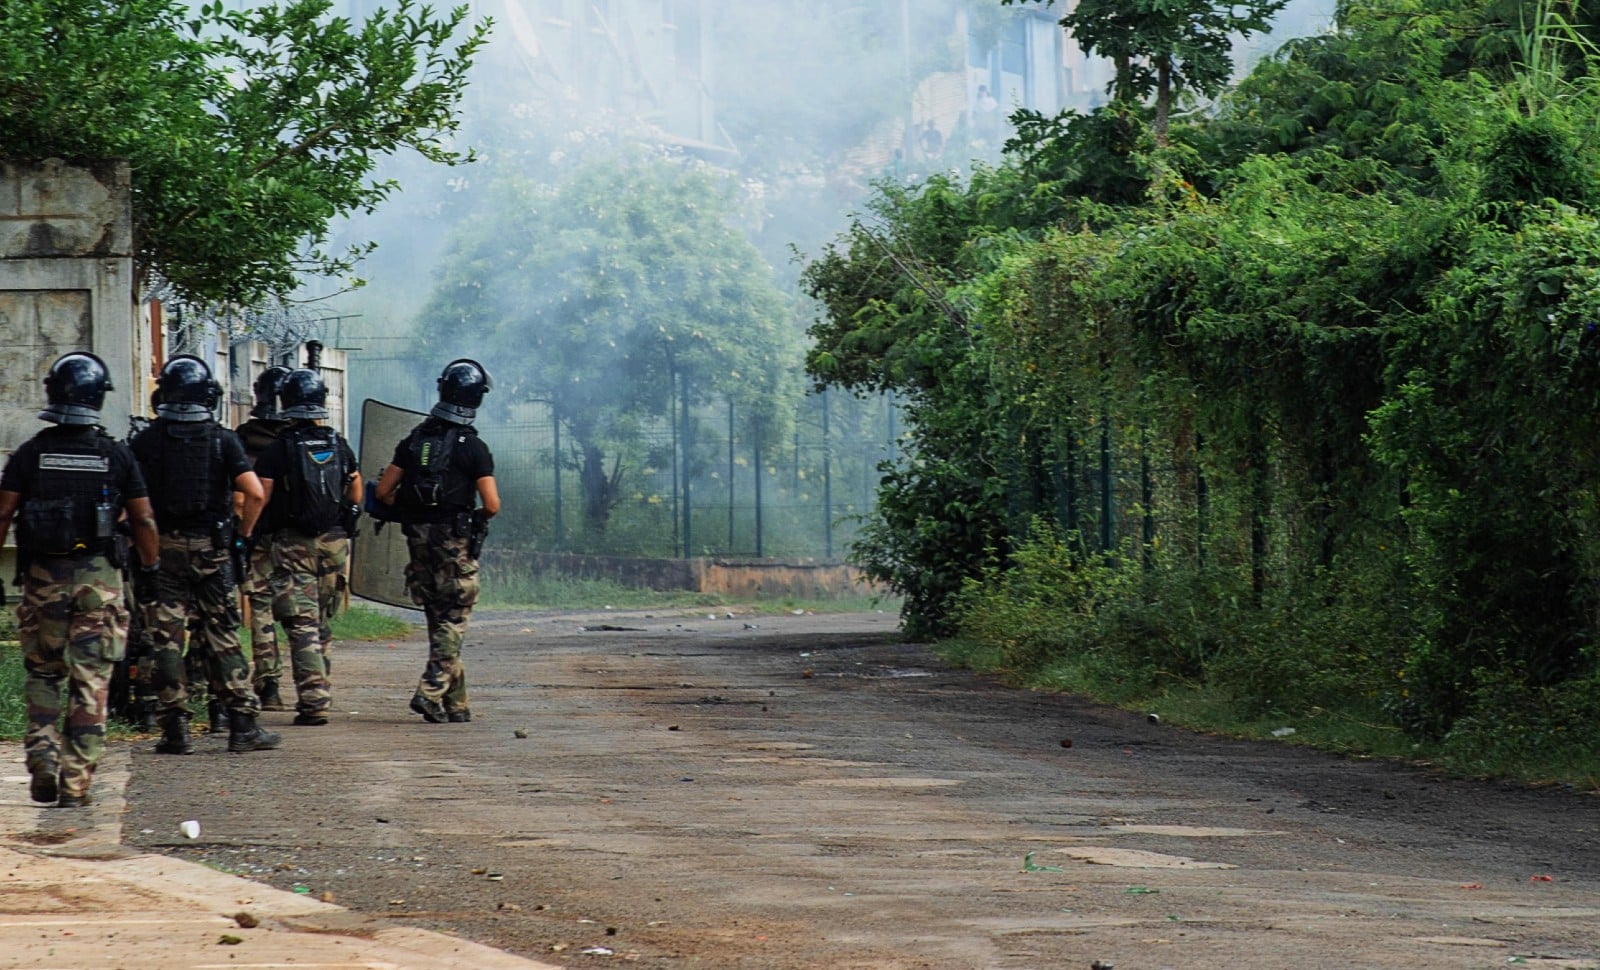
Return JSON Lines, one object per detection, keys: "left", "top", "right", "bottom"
{"left": 207, "top": 697, "right": 227, "bottom": 733}
{"left": 257, "top": 678, "right": 286, "bottom": 712}
{"left": 29, "top": 765, "right": 58, "bottom": 804}
{"left": 409, "top": 693, "right": 446, "bottom": 723}
{"left": 227, "top": 710, "right": 282, "bottom": 753}
{"left": 155, "top": 712, "right": 194, "bottom": 755}
{"left": 138, "top": 698, "right": 159, "bottom": 732}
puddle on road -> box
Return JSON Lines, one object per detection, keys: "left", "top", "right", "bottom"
{"left": 723, "top": 757, "right": 883, "bottom": 768}
{"left": 818, "top": 667, "right": 937, "bottom": 679}
{"left": 1055, "top": 846, "right": 1237, "bottom": 869}
{"left": 799, "top": 777, "right": 963, "bottom": 789}
{"left": 1105, "top": 824, "right": 1280, "bottom": 838}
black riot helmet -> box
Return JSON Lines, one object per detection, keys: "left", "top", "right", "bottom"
{"left": 278, "top": 367, "right": 329, "bottom": 420}
{"left": 40, "top": 351, "right": 113, "bottom": 426}
{"left": 251, "top": 365, "right": 291, "bottom": 420}
{"left": 431, "top": 358, "right": 492, "bottom": 425}
{"left": 155, "top": 354, "right": 221, "bottom": 422}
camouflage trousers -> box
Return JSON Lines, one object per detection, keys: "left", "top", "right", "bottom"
{"left": 146, "top": 533, "right": 258, "bottom": 716}
{"left": 405, "top": 524, "right": 479, "bottom": 714}
{"left": 268, "top": 532, "right": 347, "bottom": 716}
{"left": 16, "top": 554, "right": 129, "bottom": 801}
{"left": 315, "top": 531, "right": 349, "bottom": 656}
{"left": 244, "top": 541, "right": 280, "bottom": 685}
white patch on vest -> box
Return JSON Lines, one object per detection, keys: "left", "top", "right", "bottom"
{"left": 39, "top": 453, "right": 110, "bottom": 473}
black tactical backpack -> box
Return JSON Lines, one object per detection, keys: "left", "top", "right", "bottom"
{"left": 282, "top": 424, "right": 348, "bottom": 536}
{"left": 403, "top": 424, "right": 459, "bottom": 511}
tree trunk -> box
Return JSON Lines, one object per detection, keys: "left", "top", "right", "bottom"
{"left": 1154, "top": 56, "right": 1171, "bottom": 147}
{"left": 578, "top": 440, "right": 624, "bottom": 535}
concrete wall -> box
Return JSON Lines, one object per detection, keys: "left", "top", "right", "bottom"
{"left": 0, "top": 158, "right": 135, "bottom": 462}
{"left": 481, "top": 549, "right": 884, "bottom": 601}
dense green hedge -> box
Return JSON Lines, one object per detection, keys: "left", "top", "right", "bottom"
{"left": 802, "top": 0, "right": 1600, "bottom": 745}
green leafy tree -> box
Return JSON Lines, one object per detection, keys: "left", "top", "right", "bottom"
{"left": 422, "top": 154, "right": 802, "bottom": 536}
{"left": 1008, "top": 0, "right": 1288, "bottom": 144}
{"left": 0, "top": 0, "right": 487, "bottom": 306}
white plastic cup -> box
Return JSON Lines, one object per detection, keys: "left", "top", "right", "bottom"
{"left": 179, "top": 820, "right": 200, "bottom": 839}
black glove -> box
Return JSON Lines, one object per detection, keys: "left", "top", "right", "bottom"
{"left": 467, "top": 508, "right": 490, "bottom": 559}
{"left": 132, "top": 563, "right": 159, "bottom": 606}
{"left": 340, "top": 501, "right": 361, "bottom": 538}
{"left": 231, "top": 533, "right": 253, "bottom": 587}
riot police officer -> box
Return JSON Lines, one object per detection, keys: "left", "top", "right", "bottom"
{"left": 235, "top": 365, "right": 290, "bottom": 709}
{"left": 253, "top": 367, "right": 360, "bottom": 726}
{"left": 129, "top": 355, "right": 279, "bottom": 755}
{"left": 373, "top": 359, "right": 499, "bottom": 724}
{"left": 0, "top": 352, "right": 160, "bottom": 807}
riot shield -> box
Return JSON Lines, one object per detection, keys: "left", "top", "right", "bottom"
{"left": 350, "top": 398, "right": 424, "bottom": 610}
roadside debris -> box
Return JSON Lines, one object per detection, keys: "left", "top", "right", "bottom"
{"left": 1023, "top": 852, "right": 1063, "bottom": 872}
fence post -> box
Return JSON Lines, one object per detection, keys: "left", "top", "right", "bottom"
{"left": 754, "top": 431, "right": 764, "bottom": 557}
{"left": 1100, "top": 411, "right": 1114, "bottom": 553}
{"left": 551, "top": 400, "right": 563, "bottom": 552}
{"left": 669, "top": 365, "right": 680, "bottom": 556}
{"left": 823, "top": 387, "right": 833, "bottom": 561}
{"left": 681, "top": 371, "right": 693, "bottom": 559}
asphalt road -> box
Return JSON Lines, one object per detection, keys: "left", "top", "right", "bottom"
{"left": 122, "top": 606, "right": 1600, "bottom": 969}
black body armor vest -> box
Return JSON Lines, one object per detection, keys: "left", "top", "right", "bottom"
{"left": 133, "top": 420, "right": 229, "bottom": 531}
{"left": 18, "top": 430, "right": 120, "bottom": 556}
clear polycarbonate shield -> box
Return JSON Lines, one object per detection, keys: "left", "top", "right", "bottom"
{"left": 350, "top": 398, "right": 423, "bottom": 610}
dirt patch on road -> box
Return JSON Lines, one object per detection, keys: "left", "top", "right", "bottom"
{"left": 123, "top": 608, "right": 1600, "bottom": 969}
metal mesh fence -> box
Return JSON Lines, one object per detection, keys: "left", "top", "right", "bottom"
{"left": 484, "top": 391, "right": 897, "bottom": 560}
{"left": 346, "top": 352, "right": 897, "bottom": 562}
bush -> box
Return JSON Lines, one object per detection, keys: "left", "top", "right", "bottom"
{"left": 952, "top": 524, "right": 1410, "bottom": 722}
{"left": 1437, "top": 672, "right": 1600, "bottom": 786}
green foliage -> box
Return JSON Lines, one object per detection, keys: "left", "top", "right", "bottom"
{"left": 421, "top": 154, "right": 803, "bottom": 535}
{"left": 0, "top": 0, "right": 487, "bottom": 306}
{"left": 1035, "top": 0, "right": 1287, "bottom": 101}
{"left": 801, "top": 0, "right": 1600, "bottom": 768}
{"left": 328, "top": 605, "right": 413, "bottom": 642}
{"left": 1008, "top": 0, "right": 1287, "bottom": 140}
{"left": 952, "top": 523, "right": 1407, "bottom": 718}
{"left": 1367, "top": 201, "right": 1600, "bottom": 734}
{"left": 1439, "top": 673, "right": 1600, "bottom": 786}
{"left": 0, "top": 643, "right": 22, "bottom": 741}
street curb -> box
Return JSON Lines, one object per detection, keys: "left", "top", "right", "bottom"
{"left": 2, "top": 740, "right": 559, "bottom": 969}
